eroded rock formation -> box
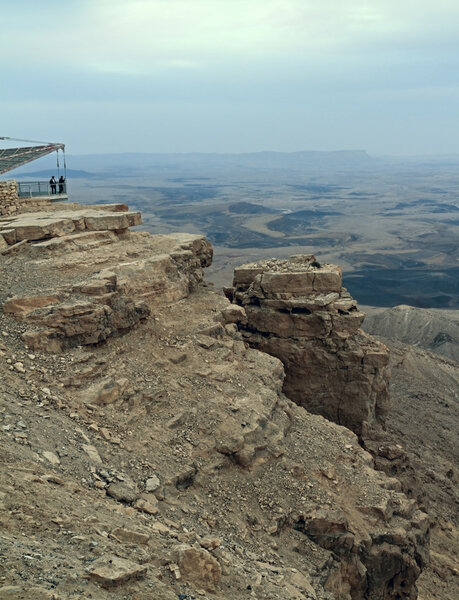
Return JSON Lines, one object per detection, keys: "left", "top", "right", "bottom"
{"left": 4, "top": 270, "right": 150, "bottom": 351}
{"left": 0, "top": 204, "right": 142, "bottom": 246}
{"left": 0, "top": 205, "right": 432, "bottom": 600}
{"left": 1, "top": 204, "right": 212, "bottom": 351}
{"left": 224, "top": 254, "right": 390, "bottom": 435}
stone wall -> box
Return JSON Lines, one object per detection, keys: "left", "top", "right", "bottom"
{"left": 0, "top": 179, "right": 51, "bottom": 216}
{"left": 0, "top": 180, "right": 19, "bottom": 215}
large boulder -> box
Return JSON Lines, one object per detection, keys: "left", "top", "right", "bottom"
{"left": 173, "top": 544, "right": 222, "bottom": 592}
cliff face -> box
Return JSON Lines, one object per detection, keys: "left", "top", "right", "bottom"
{"left": 224, "top": 255, "right": 390, "bottom": 435}
{"left": 0, "top": 204, "right": 429, "bottom": 600}
{"left": 1, "top": 205, "right": 212, "bottom": 351}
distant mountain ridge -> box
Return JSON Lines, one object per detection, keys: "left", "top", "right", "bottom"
{"left": 9, "top": 149, "right": 459, "bottom": 179}
{"left": 10, "top": 149, "right": 375, "bottom": 175}
{"left": 363, "top": 305, "right": 459, "bottom": 361}
{"left": 14, "top": 169, "right": 97, "bottom": 179}
{"left": 70, "top": 149, "right": 375, "bottom": 171}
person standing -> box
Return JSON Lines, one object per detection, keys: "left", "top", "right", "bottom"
{"left": 49, "top": 176, "right": 57, "bottom": 194}
{"left": 58, "top": 175, "right": 65, "bottom": 194}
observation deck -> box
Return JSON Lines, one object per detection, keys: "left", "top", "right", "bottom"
{"left": 17, "top": 180, "right": 68, "bottom": 201}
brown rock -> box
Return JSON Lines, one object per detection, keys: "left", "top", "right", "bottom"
{"left": 234, "top": 445, "right": 256, "bottom": 467}
{"left": 219, "top": 304, "right": 248, "bottom": 325}
{"left": 111, "top": 527, "right": 150, "bottom": 544}
{"left": 85, "top": 202, "right": 128, "bottom": 212}
{"left": 22, "top": 329, "right": 62, "bottom": 352}
{"left": 1, "top": 228, "right": 17, "bottom": 244}
{"left": 288, "top": 571, "right": 317, "bottom": 598}
{"left": 42, "top": 451, "right": 60, "bottom": 466}
{"left": 199, "top": 537, "right": 221, "bottom": 550}
{"left": 99, "top": 427, "right": 111, "bottom": 440}
{"left": 197, "top": 323, "right": 225, "bottom": 338}
{"left": 17, "top": 291, "right": 149, "bottom": 352}
{"left": 228, "top": 255, "right": 390, "bottom": 435}
{"left": 14, "top": 217, "right": 76, "bottom": 241}
{"left": 79, "top": 278, "right": 116, "bottom": 296}
{"left": 152, "top": 521, "right": 171, "bottom": 534}
{"left": 295, "top": 506, "right": 427, "bottom": 599}
{"left": 112, "top": 239, "right": 211, "bottom": 303}
{"left": 0, "top": 207, "right": 142, "bottom": 249}
{"left": 82, "top": 443, "right": 103, "bottom": 464}
{"left": 106, "top": 482, "right": 139, "bottom": 503}
{"left": 1, "top": 239, "right": 28, "bottom": 255}
{"left": 84, "top": 212, "right": 130, "bottom": 231}
{"left": 174, "top": 544, "right": 222, "bottom": 592}
{"left": 31, "top": 230, "right": 118, "bottom": 253}
{"left": 125, "top": 212, "right": 142, "bottom": 226}
{"left": 134, "top": 498, "right": 159, "bottom": 515}
{"left": 261, "top": 271, "right": 316, "bottom": 294}
{"left": 233, "top": 265, "right": 265, "bottom": 287}
{"left": 87, "top": 379, "right": 121, "bottom": 405}
{"left": 258, "top": 267, "right": 342, "bottom": 296}
{"left": 215, "top": 433, "right": 245, "bottom": 455}
{"left": 3, "top": 295, "right": 60, "bottom": 320}
{"left": 89, "top": 555, "right": 147, "bottom": 588}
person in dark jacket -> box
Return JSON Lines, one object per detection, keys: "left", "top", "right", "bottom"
{"left": 58, "top": 175, "right": 65, "bottom": 194}
{"left": 49, "top": 176, "right": 57, "bottom": 194}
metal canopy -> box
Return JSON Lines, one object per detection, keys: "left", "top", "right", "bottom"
{"left": 0, "top": 143, "right": 65, "bottom": 175}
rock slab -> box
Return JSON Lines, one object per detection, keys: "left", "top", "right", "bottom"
{"left": 89, "top": 555, "right": 147, "bottom": 588}
{"left": 174, "top": 544, "right": 221, "bottom": 592}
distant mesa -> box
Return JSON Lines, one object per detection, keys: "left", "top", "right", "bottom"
{"left": 39, "top": 149, "right": 375, "bottom": 172}
{"left": 288, "top": 183, "right": 343, "bottom": 193}
{"left": 227, "top": 201, "right": 279, "bottom": 215}
{"left": 15, "top": 169, "right": 97, "bottom": 179}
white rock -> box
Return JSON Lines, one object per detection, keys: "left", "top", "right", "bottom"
{"left": 82, "top": 444, "right": 103, "bottom": 464}
{"left": 145, "top": 475, "right": 160, "bottom": 492}
{"left": 43, "top": 451, "right": 60, "bottom": 466}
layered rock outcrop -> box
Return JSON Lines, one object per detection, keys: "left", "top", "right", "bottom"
{"left": 4, "top": 270, "right": 150, "bottom": 352}
{"left": 0, "top": 204, "right": 142, "bottom": 250}
{"left": 224, "top": 254, "right": 390, "bottom": 435}
{"left": 0, "top": 204, "right": 431, "bottom": 600}
{"left": 1, "top": 203, "right": 212, "bottom": 351}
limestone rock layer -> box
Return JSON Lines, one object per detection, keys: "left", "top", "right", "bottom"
{"left": 1, "top": 203, "right": 212, "bottom": 351}
{"left": 226, "top": 254, "right": 390, "bottom": 435}
{"left": 0, "top": 206, "right": 431, "bottom": 600}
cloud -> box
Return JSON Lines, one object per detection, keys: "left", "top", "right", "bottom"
{"left": 3, "top": 0, "right": 459, "bottom": 75}
{"left": 3, "top": 0, "right": 459, "bottom": 154}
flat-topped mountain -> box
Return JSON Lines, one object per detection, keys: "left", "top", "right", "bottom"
{"left": 14, "top": 149, "right": 375, "bottom": 173}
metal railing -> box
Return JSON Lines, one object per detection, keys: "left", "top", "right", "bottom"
{"left": 17, "top": 181, "right": 67, "bottom": 198}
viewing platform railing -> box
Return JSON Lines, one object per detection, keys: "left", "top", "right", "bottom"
{"left": 18, "top": 181, "right": 67, "bottom": 198}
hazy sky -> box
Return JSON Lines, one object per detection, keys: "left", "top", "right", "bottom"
{"left": 2, "top": 0, "right": 459, "bottom": 155}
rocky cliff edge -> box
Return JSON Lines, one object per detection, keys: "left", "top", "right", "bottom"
{"left": 223, "top": 255, "right": 390, "bottom": 436}
{"left": 0, "top": 204, "right": 428, "bottom": 600}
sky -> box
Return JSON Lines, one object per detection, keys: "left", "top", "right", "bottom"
{"left": 2, "top": 0, "right": 459, "bottom": 155}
